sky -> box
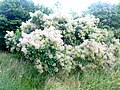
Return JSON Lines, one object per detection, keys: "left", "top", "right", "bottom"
{"left": 32, "top": 0, "right": 120, "bottom": 13}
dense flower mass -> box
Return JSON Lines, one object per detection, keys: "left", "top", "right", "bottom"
{"left": 19, "top": 27, "right": 63, "bottom": 53}
{"left": 5, "top": 30, "right": 21, "bottom": 52}
{"left": 5, "top": 10, "right": 120, "bottom": 74}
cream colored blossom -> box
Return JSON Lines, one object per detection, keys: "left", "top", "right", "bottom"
{"left": 6, "top": 31, "right": 14, "bottom": 37}
{"left": 21, "top": 46, "right": 27, "bottom": 54}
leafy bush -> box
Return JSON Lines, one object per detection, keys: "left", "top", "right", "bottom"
{"left": 112, "top": 28, "right": 120, "bottom": 39}
{"left": 0, "top": 15, "right": 9, "bottom": 49}
{"left": 5, "top": 11, "right": 120, "bottom": 75}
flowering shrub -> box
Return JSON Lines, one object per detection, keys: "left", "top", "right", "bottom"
{"left": 74, "top": 40, "right": 116, "bottom": 68}
{"left": 18, "top": 27, "right": 74, "bottom": 74}
{"left": 5, "top": 11, "right": 120, "bottom": 75}
{"left": 5, "top": 29, "right": 21, "bottom": 52}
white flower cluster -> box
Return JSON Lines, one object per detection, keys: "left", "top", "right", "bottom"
{"left": 6, "top": 31, "right": 14, "bottom": 37}
{"left": 5, "top": 10, "right": 120, "bottom": 74}
{"left": 34, "top": 51, "right": 74, "bottom": 74}
{"left": 55, "top": 51, "right": 74, "bottom": 72}
{"left": 73, "top": 14, "right": 99, "bottom": 29}
{"left": 89, "top": 28, "right": 114, "bottom": 43}
{"left": 77, "top": 40, "right": 115, "bottom": 65}
{"left": 64, "top": 39, "right": 120, "bottom": 69}
{"left": 19, "top": 27, "right": 63, "bottom": 54}
{"left": 20, "top": 20, "right": 39, "bottom": 33}
{"left": 5, "top": 31, "right": 19, "bottom": 52}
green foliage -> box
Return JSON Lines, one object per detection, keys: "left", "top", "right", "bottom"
{"left": 88, "top": 2, "right": 114, "bottom": 28}
{"left": 38, "top": 5, "right": 53, "bottom": 15}
{"left": 0, "top": 52, "right": 47, "bottom": 90}
{"left": 0, "top": 0, "right": 37, "bottom": 20}
{"left": 0, "top": 15, "right": 8, "bottom": 48}
{"left": 112, "top": 28, "right": 120, "bottom": 39}
{"left": 88, "top": 1, "right": 120, "bottom": 39}
{"left": 0, "top": 0, "right": 39, "bottom": 50}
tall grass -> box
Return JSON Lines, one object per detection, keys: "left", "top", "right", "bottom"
{"left": 0, "top": 52, "right": 120, "bottom": 90}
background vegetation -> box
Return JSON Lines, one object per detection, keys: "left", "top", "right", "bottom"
{"left": 88, "top": 1, "right": 120, "bottom": 39}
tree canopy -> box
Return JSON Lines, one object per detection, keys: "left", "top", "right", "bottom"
{"left": 88, "top": 1, "right": 120, "bottom": 39}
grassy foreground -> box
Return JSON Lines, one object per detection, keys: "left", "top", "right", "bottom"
{"left": 0, "top": 52, "right": 120, "bottom": 90}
